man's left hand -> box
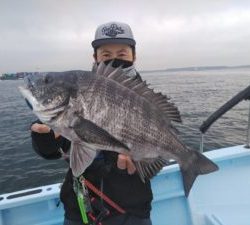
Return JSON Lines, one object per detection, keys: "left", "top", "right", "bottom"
{"left": 117, "top": 154, "right": 136, "bottom": 175}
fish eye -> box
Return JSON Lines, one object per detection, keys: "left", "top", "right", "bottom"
{"left": 44, "top": 75, "right": 53, "bottom": 84}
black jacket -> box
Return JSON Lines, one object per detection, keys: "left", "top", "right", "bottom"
{"left": 31, "top": 125, "right": 153, "bottom": 221}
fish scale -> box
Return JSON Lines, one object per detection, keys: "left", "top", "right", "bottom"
{"left": 80, "top": 74, "right": 187, "bottom": 159}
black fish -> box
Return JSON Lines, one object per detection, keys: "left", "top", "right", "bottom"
{"left": 19, "top": 62, "right": 218, "bottom": 196}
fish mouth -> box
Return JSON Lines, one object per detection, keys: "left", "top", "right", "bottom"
{"left": 19, "top": 86, "right": 43, "bottom": 111}
{"left": 19, "top": 86, "right": 66, "bottom": 123}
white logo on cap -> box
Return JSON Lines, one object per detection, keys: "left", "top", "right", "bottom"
{"left": 102, "top": 24, "right": 125, "bottom": 38}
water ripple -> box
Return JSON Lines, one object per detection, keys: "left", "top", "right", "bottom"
{"left": 0, "top": 70, "right": 250, "bottom": 194}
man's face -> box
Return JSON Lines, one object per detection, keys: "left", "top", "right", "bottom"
{"left": 95, "top": 43, "right": 135, "bottom": 63}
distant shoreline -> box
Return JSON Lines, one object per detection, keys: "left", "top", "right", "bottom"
{"left": 140, "top": 65, "right": 250, "bottom": 73}
{"left": 1, "top": 65, "right": 250, "bottom": 80}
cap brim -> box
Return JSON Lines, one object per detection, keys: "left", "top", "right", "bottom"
{"left": 92, "top": 38, "right": 136, "bottom": 48}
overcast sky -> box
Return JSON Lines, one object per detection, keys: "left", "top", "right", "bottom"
{"left": 1, "top": 0, "right": 250, "bottom": 73}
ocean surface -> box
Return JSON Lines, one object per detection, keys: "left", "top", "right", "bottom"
{"left": 0, "top": 69, "right": 249, "bottom": 194}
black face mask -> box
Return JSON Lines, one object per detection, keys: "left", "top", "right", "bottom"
{"left": 100, "top": 58, "right": 133, "bottom": 69}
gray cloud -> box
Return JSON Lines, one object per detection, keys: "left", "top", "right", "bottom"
{"left": 0, "top": 0, "right": 250, "bottom": 73}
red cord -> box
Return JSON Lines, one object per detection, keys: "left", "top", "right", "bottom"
{"left": 83, "top": 178, "right": 126, "bottom": 214}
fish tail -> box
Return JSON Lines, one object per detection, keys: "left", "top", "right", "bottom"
{"left": 180, "top": 150, "right": 219, "bottom": 197}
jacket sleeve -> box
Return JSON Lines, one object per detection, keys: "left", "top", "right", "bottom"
{"left": 31, "top": 120, "right": 71, "bottom": 160}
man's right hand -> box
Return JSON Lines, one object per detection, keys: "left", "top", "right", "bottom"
{"left": 31, "top": 123, "right": 60, "bottom": 138}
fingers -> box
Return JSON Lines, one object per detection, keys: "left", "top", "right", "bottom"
{"left": 117, "top": 154, "right": 127, "bottom": 170}
{"left": 126, "top": 156, "right": 136, "bottom": 175}
{"left": 31, "top": 123, "right": 61, "bottom": 138}
{"left": 117, "top": 154, "right": 136, "bottom": 175}
{"left": 54, "top": 132, "right": 61, "bottom": 139}
{"left": 31, "top": 123, "right": 51, "bottom": 133}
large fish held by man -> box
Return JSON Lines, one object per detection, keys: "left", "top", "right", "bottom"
{"left": 19, "top": 62, "right": 218, "bottom": 196}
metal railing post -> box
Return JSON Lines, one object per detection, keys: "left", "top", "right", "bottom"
{"left": 246, "top": 101, "right": 250, "bottom": 148}
{"left": 200, "top": 133, "right": 204, "bottom": 153}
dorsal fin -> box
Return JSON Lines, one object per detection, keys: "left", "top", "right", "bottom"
{"left": 92, "top": 61, "right": 182, "bottom": 123}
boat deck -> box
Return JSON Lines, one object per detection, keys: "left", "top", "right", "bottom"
{"left": 1, "top": 145, "right": 250, "bottom": 225}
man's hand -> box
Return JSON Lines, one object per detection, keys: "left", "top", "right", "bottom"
{"left": 117, "top": 154, "right": 136, "bottom": 175}
{"left": 31, "top": 123, "right": 60, "bottom": 138}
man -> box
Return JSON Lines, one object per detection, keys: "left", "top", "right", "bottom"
{"left": 31, "top": 22, "right": 153, "bottom": 225}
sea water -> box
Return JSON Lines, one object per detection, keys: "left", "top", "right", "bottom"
{"left": 0, "top": 69, "right": 249, "bottom": 194}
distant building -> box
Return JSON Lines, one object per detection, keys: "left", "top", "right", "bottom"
{"left": 0, "top": 73, "right": 17, "bottom": 80}
{"left": 0, "top": 72, "right": 36, "bottom": 80}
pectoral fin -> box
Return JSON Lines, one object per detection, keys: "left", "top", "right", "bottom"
{"left": 71, "top": 116, "right": 130, "bottom": 152}
{"left": 70, "top": 141, "right": 98, "bottom": 177}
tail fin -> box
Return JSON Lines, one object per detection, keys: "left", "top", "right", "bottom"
{"left": 180, "top": 151, "right": 219, "bottom": 197}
